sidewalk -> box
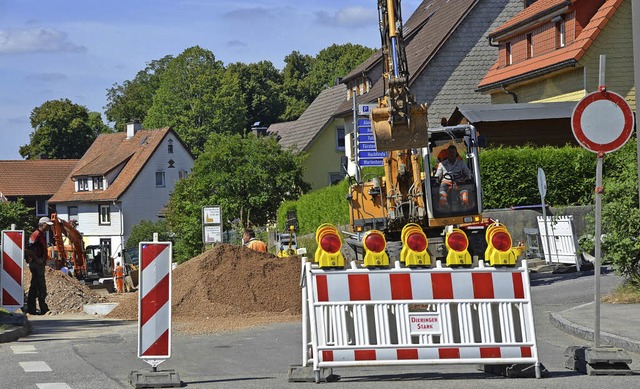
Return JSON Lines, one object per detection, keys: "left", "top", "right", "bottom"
{"left": 549, "top": 302, "right": 640, "bottom": 354}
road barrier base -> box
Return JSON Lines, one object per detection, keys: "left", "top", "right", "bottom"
{"left": 129, "top": 369, "right": 181, "bottom": 388}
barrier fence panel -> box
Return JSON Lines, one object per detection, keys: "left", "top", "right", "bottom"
{"left": 303, "top": 261, "right": 540, "bottom": 382}
{"left": 1, "top": 230, "right": 25, "bottom": 312}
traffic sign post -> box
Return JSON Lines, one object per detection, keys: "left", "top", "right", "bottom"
{"left": 537, "top": 168, "right": 552, "bottom": 265}
{"left": 356, "top": 117, "right": 384, "bottom": 167}
{"left": 570, "top": 56, "right": 634, "bottom": 352}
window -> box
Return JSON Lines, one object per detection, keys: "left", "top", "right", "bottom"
{"left": 92, "top": 176, "right": 103, "bottom": 190}
{"left": 99, "top": 204, "right": 111, "bottom": 225}
{"left": 556, "top": 20, "right": 565, "bottom": 48}
{"left": 78, "top": 178, "right": 89, "bottom": 192}
{"left": 155, "top": 171, "right": 165, "bottom": 187}
{"left": 336, "top": 127, "right": 345, "bottom": 151}
{"left": 526, "top": 33, "right": 533, "bottom": 59}
{"left": 167, "top": 139, "right": 174, "bottom": 154}
{"left": 505, "top": 42, "right": 512, "bottom": 65}
{"left": 329, "top": 172, "right": 345, "bottom": 185}
{"left": 68, "top": 206, "right": 78, "bottom": 222}
{"left": 178, "top": 170, "right": 189, "bottom": 180}
{"left": 36, "top": 200, "right": 47, "bottom": 216}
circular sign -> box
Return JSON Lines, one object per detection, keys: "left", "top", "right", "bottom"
{"left": 537, "top": 168, "right": 547, "bottom": 199}
{"left": 571, "top": 90, "right": 634, "bottom": 154}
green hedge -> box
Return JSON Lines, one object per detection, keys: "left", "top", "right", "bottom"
{"left": 479, "top": 145, "right": 595, "bottom": 209}
{"left": 277, "top": 179, "right": 350, "bottom": 235}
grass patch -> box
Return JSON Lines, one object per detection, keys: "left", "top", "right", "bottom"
{"left": 602, "top": 282, "right": 640, "bottom": 304}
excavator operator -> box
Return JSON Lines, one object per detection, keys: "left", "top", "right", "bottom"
{"left": 435, "top": 145, "right": 472, "bottom": 209}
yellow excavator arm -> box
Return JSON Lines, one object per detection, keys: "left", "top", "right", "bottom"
{"left": 371, "top": 0, "right": 428, "bottom": 151}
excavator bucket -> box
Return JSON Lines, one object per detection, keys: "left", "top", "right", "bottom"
{"left": 371, "top": 102, "right": 429, "bottom": 152}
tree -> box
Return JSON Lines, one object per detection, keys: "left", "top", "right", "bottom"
{"left": 143, "top": 46, "right": 247, "bottom": 155}
{"left": 126, "top": 219, "right": 173, "bottom": 249}
{"left": 0, "top": 199, "right": 35, "bottom": 231}
{"left": 280, "top": 51, "right": 315, "bottom": 121}
{"left": 227, "top": 61, "right": 285, "bottom": 130}
{"left": 167, "top": 132, "right": 310, "bottom": 262}
{"left": 104, "top": 55, "right": 173, "bottom": 132}
{"left": 20, "top": 99, "right": 106, "bottom": 159}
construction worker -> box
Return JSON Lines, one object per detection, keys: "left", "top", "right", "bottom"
{"left": 114, "top": 261, "right": 125, "bottom": 293}
{"left": 25, "top": 217, "right": 52, "bottom": 315}
{"left": 435, "top": 145, "right": 472, "bottom": 209}
{"left": 242, "top": 228, "right": 267, "bottom": 252}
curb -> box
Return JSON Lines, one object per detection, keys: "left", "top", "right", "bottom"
{"left": 549, "top": 311, "right": 640, "bottom": 354}
{"left": 0, "top": 321, "right": 30, "bottom": 343}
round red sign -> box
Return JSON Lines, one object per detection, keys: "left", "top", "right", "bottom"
{"left": 571, "top": 90, "right": 634, "bottom": 154}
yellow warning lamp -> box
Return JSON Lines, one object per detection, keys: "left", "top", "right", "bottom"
{"left": 400, "top": 223, "right": 430, "bottom": 267}
{"left": 445, "top": 228, "right": 472, "bottom": 267}
{"left": 362, "top": 230, "right": 389, "bottom": 268}
{"left": 314, "top": 224, "right": 345, "bottom": 269}
{"left": 484, "top": 223, "right": 517, "bottom": 266}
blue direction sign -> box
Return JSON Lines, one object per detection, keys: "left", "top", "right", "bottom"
{"left": 358, "top": 126, "right": 373, "bottom": 135}
{"left": 360, "top": 158, "right": 384, "bottom": 167}
{"left": 359, "top": 151, "right": 386, "bottom": 159}
{"left": 358, "top": 134, "right": 375, "bottom": 143}
{"left": 358, "top": 118, "right": 371, "bottom": 126}
{"left": 358, "top": 142, "right": 377, "bottom": 150}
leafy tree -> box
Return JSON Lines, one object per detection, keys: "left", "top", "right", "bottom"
{"left": 125, "top": 219, "right": 173, "bottom": 249}
{"left": 0, "top": 199, "right": 35, "bottom": 231}
{"left": 104, "top": 56, "right": 173, "bottom": 132}
{"left": 20, "top": 99, "right": 105, "bottom": 159}
{"left": 306, "top": 43, "right": 375, "bottom": 97}
{"left": 280, "top": 51, "right": 315, "bottom": 121}
{"left": 227, "top": 61, "right": 285, "bottom": 130}
{"left": 143, "top": 46, "right": 246, "bottom": 155}
{"left": 167, "top": 132, "right": 310, "bottom": 262}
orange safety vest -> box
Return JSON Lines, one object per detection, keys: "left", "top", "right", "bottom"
{"left": 114, "top": 265, "right": 124, "bottom": 279}
{"left": 246, "top": 239, "right": 267, "bottom": 252}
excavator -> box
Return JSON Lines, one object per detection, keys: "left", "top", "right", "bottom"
{"left": 337, "top": 0, "right": 522, "bottom": 267}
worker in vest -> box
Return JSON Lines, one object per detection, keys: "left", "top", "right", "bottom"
{"left": 243, "top": 228, "right": 267, "bottom": 252}
{"left": 25, "top": 217, "right": 52, "bottom": 315}
{"left": 114, "top": 261, "right": 125, "bottom": 293}
{"left": 435, "top": 145, "right": 472, "bottom": 209}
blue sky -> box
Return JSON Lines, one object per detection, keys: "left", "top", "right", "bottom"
{"left": 0, "top": 0, "right": 421, "bottom": 160}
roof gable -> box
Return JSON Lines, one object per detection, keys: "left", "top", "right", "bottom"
{"left": 49, "top": 128, "right": 185, "bottom": 203}
{"left": 478, "top": 0, "right": 622, "bottom": 91}
{"left": 0, "top": 159, "right": 79, "bottom": 197}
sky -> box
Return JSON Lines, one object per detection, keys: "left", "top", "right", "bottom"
{"left": 0, "top": 0, "right": 422, "bottom": 160}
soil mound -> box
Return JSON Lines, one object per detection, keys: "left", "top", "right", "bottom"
{"left": 23, "top": 267, "right": 107, "bottom": 314}
{"left": 106, "top": 244, "right": 302, "bottom": 332}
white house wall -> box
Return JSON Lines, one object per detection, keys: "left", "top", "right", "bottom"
{"left": 119, "top": 135, "right": 193, "bottom": 245}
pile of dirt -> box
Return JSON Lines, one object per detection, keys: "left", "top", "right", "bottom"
{"left": 106, "top": 244, "right": 302, "bottom": 333}
{"left": 23, "top": 267, "right": 108, "bottom": 314}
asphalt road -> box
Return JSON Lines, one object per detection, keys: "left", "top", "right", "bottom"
{"left": 1, "top": 266, "right": 638, "bottom": 389}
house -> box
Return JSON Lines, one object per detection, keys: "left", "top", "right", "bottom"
{"left": 472, "top": 0, "right": 633, "bottom": 145}
{"left": 269, "top": 84, "right": 348, "bottom": 190}
{"left": 0, "top": 159, "right": 78, "bottom": 218}
{"left": 269, "top": 0, "right": 523, "bottom": 189}
{"left": 48, "top": 121, "right": 194, "bottom": 259}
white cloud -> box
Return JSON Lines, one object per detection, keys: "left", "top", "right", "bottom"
{"left": 0, "top": 27, "right": 86, "bottom": 54}
{"left": 315, "top": 6, "right": 377, "bottom": 27}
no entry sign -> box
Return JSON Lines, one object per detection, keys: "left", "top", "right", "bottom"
{"left": 571, "top": 90, "right": 634, "bottom": 154}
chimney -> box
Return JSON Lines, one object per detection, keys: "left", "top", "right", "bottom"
{"left": 126, "top": 119, "right": 142, "bottom": 139}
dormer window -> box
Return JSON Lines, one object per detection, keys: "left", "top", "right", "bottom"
{"left": 168, "top": 139, "right": 174, "bottom": 154}
{"left": 526, "top": 33, "right": 533, "bottom": 59}
{"left": 78, "top": 178, "right": 89, "bottom": 192}
{"left": 505, "top": 42, "right": 512, "bottom": 66}
{"left": 555, "top": 17, "right": 565, "bottom": 48}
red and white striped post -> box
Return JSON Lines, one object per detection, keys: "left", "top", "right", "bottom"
{"left": 1, "top": 229, "right": 25, "bottom": 312}
{"left": 137, "top": 239, "right": 172, "bottom": 368}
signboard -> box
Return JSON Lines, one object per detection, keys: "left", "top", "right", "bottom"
{"left": 202, "top": 206, "right": 223, "bottom": 244}
{"left": 203, "top": 225, "right": 222, "bottom": 244}
{"left": 359, "top": 159, "right": 385, "bottom": 167}
{"left": 571, "top": 90, "right": 634, "bottom": 154}
{"left": 358, "top": 151, "right": 386, "bottom": 159}
{"left": 358, "top": 134, "right": 375, "bottom": 143}
{"left": 202, "top": 206, "right": 221, "bottom": 224}
{"left": 358, "top": 104, "right": 377, "bottom": 116}
{"left": 537, "top": 168, "right": 547, "bottom": 199}
{"left": 356, "top": 116, "right": 384, "bottom": 167}
{"left": 408, "top": 313, "right": 442, "bottom": 335}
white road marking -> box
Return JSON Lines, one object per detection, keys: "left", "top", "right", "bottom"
{"left": 19, "top": 361, "right": 52, "bottom": 372}
{"left": 11, "top": 345, "right": 37, "bottom": 354}
{"left": 37, "top": 384, "right": 72, "bottom": 389}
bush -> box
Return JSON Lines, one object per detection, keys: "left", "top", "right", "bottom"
{"left": 0, "top": 199, "right": 36, "bottom": 231}
{"left": 126, "top": 219, "right": 173, "bottom": 249}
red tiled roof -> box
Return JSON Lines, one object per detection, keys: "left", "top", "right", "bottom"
{"left": 490, "top": 0, "right": 571, "bottom": 38}
{"left": 49, "top": 128, "right": 173, "bottom": 203}
{"left": 478, "top": 0, "right": 623, "bottom": 91}
{"left": 0, "top": 159, "right": 79, "bottom": 197}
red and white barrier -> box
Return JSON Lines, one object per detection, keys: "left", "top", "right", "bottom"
{"left": 303, "top": 261, "right": 541, "bottom": 382}
{"left": 137, "top": 242, "right": 172, "bottom": 365}
{"left": 1, "top": 230, "right": 25, "bottom": 312}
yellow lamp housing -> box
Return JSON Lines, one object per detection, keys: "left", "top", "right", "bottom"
{"left": 362, "top": 230, "right": 389, "bottom": 268}
{"left": 445, "top": 228, "right": 472, "bottom": 267}
{"left": 400, "top": 223, "right": 430, "bottom": 267}
{"left": 314, "top": 224, "right": 345, "bottom": 269}
{"left": 484, "top": 224, "right": 517, "bottom": 266}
